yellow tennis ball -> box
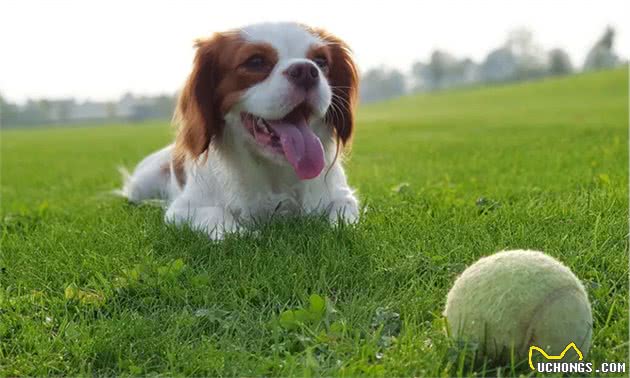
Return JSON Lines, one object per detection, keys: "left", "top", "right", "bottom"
{"left": 444, "top": 249, "right": 592, "bottom": 363}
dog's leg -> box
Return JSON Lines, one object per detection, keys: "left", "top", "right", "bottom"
{"left": 119, "top": 144, "right": 177, "bottom": 203}
{"left": 327, "top": 195, "right": 360, "bottom": 225}
{"left": 309, "top": 163, "right": 360, "bottom": 225}
{"left": 165, "top": 196, "right": 241, "bottom": 240}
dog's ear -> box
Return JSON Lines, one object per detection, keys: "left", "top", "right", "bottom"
{"left": 314, "top": 30, "right": 359, "bottom": 147}
{"left": 174, "top": 34, "right": 225, "bottom": 159}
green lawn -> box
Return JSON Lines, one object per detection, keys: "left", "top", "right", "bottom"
{"left": 1, "top": 69, "right": 628, "bottom": 376}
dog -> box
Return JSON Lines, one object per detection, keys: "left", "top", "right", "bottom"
{"left": 121, "top": 22, "right": 360, "bottom": 239}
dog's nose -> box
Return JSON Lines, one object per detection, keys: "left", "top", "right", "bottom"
{"left": 284, "top": 62, "right": 319, "bottom": 91}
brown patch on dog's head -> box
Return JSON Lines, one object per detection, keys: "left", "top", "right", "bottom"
{"left": 174, "top": 32, "right": 278, "bottom": 160}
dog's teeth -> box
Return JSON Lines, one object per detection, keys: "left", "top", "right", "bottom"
{"left": 254, "top": 118, "right": 274, "bottom": 135}
{"left": 255, "top": 118, "right": 267, "bottom": 133}
{"left": 254, "top": 119, "right": 263, "bottom": 132}
{"left": 262, "top": 120, "right": 273, "bottom": 134}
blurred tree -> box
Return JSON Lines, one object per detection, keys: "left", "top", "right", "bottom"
{"left": 412, "top": 52, "right": 479, "bottom": 92}
{"left": 360, "top": 67, "right": 406, "bottom": 103}
{"left": 38, "top": 99, "right": 51, "bottom": 119}
{"left": 56, "top": 101, "right": 72, "bottom": 121}
{"left": 548, "top": 48, "right": 573, "bottom": 75}
{"left": 507, "top": 29, "right": 549, "bottom": 80}
{"left": 480, "top": 28, "right": 549, "bottom": 82}
{"left": 427, "top": 50, "right": 457, "bottom": 89}
{"left": 129, "top": 104, "right": 154, "bottom": 121}
{"left": 479, "top": 46, "right": 517, "bottom": 82}
{"left": 18, "top": 100, "right": 49, "bottom": 125}
{"left": 106, "top": 101, "right": 117, "bottom": 119}
{"left": 1, "top": 92, "right": 178, "bottom": 126}
{"left": 0, "top": 93, "right": 20, "bottom": 126}
{"left": 583, "top": 26, "right": 621, "bottom": 71}
{"left": 411, "top": 61, "right": 428, "bottom": 92}
{"left": 154, "top": 94, "right": 176, "bottom": 119}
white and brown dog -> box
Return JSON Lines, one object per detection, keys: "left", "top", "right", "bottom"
{"left": 121, "top": 22, "right": 359, "bottom": 239}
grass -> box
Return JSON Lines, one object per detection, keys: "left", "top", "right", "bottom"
{"left": 1, "top": 68, "right": 628, "bottom": 376}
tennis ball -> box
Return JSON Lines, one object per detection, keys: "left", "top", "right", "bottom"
{"left": 444, "top": 249, "right": 592, "bottom": 363}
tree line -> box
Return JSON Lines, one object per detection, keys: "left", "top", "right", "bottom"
{"left": 0, "top": 93, "right": 176, "bottom": 127}
{"left": 360, "top": 27, "right": 624, "bottom": 103}
{"left": 0, "top": 27, "right": 624, "bottom": 127}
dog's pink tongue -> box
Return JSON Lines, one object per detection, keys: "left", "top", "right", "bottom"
{"left": 268, "top": 115, "right": 325, "bottom": 180}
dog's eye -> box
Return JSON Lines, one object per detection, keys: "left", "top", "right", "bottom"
{"left": 313, "top": 56, "right": 328, "bottom": 70}
{"left": 243, "top": 54, "right": 268, "bottom": 71}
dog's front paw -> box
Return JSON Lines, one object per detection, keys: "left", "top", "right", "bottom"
{"left": 205, "top": 219, "right": 243, "bottom": 241}
{"left": 165, "top": 204, "right": 241, "bottom": 241}
{"left": 327, "top": 197, "right": 359, "bottom": 225}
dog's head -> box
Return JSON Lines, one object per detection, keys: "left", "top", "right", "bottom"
{"left": 174, "top": 22, "right": 359, "bottom": 180}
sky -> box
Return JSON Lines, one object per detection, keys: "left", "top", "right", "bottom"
{"left": 1, "top": 0, "right": 628, "bottom": 103}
